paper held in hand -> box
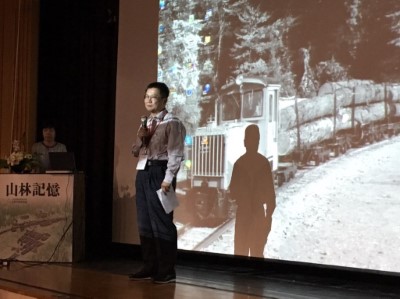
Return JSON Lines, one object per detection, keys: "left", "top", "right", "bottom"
{"left": 156, "top": 189, "right": 179, "bottom": 214}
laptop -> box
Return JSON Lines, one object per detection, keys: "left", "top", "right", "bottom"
{"left": 46, "top": 152, "right": 77, "bottom": 173}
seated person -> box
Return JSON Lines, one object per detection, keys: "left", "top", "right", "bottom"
{"left": 32, "top": 122, "right": 67, "bottom": 171}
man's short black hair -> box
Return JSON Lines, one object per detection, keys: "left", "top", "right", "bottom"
{"left": 41, "top": 121, "right": 56, "bottom": 129}
{"left": 146, "top": 82, "right": 170, "bottom": 99}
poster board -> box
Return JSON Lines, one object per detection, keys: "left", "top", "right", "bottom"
{"left": 0, "top": 173, "right": 85, "bottom": 262}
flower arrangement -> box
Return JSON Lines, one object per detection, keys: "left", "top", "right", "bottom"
{"left": 2, "top": 140, "right": 41, "bottom": 173}
{"left": 7, "top": 152, "right": 41, "bottom": 173}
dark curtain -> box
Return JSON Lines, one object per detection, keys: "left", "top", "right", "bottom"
{"left": 37, "top": 0, "right": 118, "bottom": 258}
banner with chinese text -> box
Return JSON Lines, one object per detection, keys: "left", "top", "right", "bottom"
{"left": 0, "top": 174, "right": 74, "bottom": 262}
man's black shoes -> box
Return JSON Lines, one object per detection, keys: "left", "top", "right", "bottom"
{"left": 129, "top": 270, "right": 176, "bottom": 284}
{"left": 128, "top": 269, "right": 153, "bottom": 281}
{"left": 152, "top": 273, "right": 176, "bottom": 284}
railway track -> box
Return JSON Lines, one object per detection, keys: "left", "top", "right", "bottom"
{"left": 177, "top": 218, "right": 233, "bottom": 251}
{"left": 177, "top": 130, "right": 400, "bottom": 252}
{"left": 177, "top": 181, "right": 294, "bottom": 252}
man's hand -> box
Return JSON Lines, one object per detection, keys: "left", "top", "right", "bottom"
{"left": 137, "top": 127, "right": 148, "bottom": 139}
{"left": 161, "top": 181, "right": 171, "bottom": 193}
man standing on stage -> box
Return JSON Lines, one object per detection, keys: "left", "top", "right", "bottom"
{"left": 130, "top": 82, "right": 186, "bottom": 284}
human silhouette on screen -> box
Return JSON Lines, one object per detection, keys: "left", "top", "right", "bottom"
{"left": 229, "top": 124, "right": 276, "bottom": 257}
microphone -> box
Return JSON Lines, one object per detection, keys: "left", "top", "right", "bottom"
{"left": 140, "top": 115, "right": 148, "bottom": 145}
{"left": 141, "top": 116, "right": 148, "bottom": 129}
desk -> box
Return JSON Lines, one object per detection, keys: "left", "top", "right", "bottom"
{"left": 0, "top": 173, "right": 85, "bottom": 262}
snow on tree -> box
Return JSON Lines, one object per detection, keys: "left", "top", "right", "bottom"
{"left": 315, "top": 57, "right": 349, "bottom": 85}
{"left": 198, "top": 0, "right": 247, "bottom": 92}
{"left": 344, "top": 0, "right": 364, "bottom": 59}
{"left": 298, "top": 47, "right": 318, "bottom": 98}
{"left": 266, "top": 16, "right": 297, "bottom": 96}
{"left": 230, "top": 4, "right": 296, "bottom": 96}
{"left": 230, "top": 5, "right": 271, "bottom": 76}
{"left": 158, "top": 1, "right": 204, "bottom": 133}
{"left": 387, "top": 10, "right": 400, "bottom": 47}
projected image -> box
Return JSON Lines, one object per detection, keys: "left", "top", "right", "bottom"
{"left": 156, "top": 0, "right": 400, "bottom": 273}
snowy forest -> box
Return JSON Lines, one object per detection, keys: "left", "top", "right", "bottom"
{"left": 157, "top": 0, "right": 400, "bottom": 133}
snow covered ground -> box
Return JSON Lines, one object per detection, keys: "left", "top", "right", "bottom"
{"left": 179, "top": 135, "right": 400, "bottom": 274}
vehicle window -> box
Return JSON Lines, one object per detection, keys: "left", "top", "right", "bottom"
{"left": 243, "top": 90, "right": 263, "bottom": 118}
{"left": 221, "top": 94, "right": 241, "bottom": 121}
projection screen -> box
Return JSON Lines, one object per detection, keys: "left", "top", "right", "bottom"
{"left": 114, "top": 0, "right": 400, "bottom": 275}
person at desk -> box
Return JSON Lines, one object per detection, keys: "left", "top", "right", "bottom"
{"left": 130, "top": 82, "right": 186, "bottom": 284}
{"left": 32, "top": 122, "right": 67, "bottom": 171}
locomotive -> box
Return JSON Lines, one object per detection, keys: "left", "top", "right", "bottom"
{"left": 182, "top": 76, "right": 400, "bottom": 226}
{"left": 184, "top": 75, "right": 280, "bottom": 225}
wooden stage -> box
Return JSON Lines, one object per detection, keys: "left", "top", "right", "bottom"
{"left": 0, "top": 257, "right": 399, "bottom": 299}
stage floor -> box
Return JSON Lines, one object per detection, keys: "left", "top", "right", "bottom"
{"left": 0, "top": 257, "right": 399, "bottom": 298}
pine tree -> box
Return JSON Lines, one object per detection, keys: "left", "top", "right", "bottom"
{"left": 158, "top": 0, "right": 204, "bottom": 133}
{"left": 230, "top": 4, "right": 296, "bottom": 96}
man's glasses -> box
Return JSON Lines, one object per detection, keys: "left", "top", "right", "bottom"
{"left": 144, "top": 94, "right": 162, "bottom": 101}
